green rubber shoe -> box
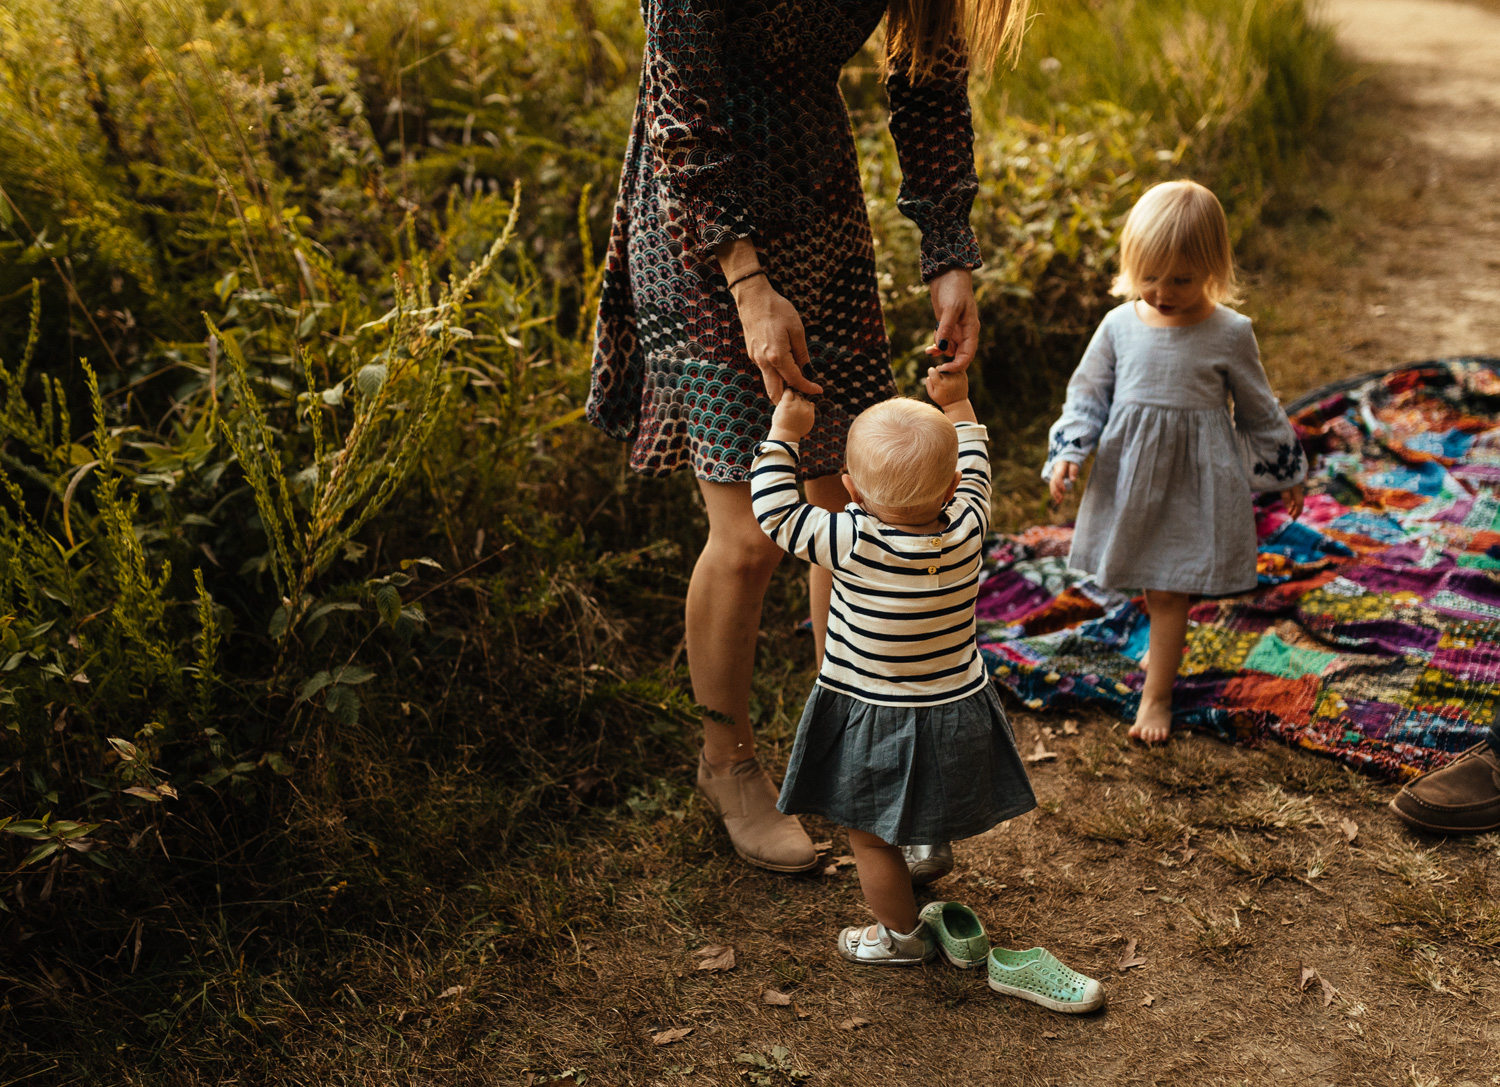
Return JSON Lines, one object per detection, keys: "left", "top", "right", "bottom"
{"left": 917, "top": 901, "right": 990, "bottom": 969}
{"left": 987, "top": 947, "right": 1105, "bottom": 1013}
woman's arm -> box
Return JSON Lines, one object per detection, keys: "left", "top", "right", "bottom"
{"left": 719, "top": 238, "right": 822, "bottom": 400}
{"left": 887, "top": 40, "right": 983, "bottom": 372}
{"left": 643, "top": 3, "right": 820, "bottom": 400}
{"left": 643, "top": 0, "right": 753, "bottom": 257}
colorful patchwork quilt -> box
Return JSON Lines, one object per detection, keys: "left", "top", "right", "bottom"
{"left": 979, "top": 358, "right": 1500, "bottom": 780}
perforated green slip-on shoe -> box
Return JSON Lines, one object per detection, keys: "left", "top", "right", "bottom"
{"left": 988, "top": 947, "right": 1105, "bottom": 1013}
{"left": 917, "top": 901, "right": 989, "bottom": 969}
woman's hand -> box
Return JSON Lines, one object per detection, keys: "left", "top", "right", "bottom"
{"left": 717, "top": 239, "right": 822, "bottom": 402}
{"left": 734, "top": 276, "right": 823, "bottom": 402}
{"left": 926, "top": 267, "right": 979, "bottom": 373}
{"left": 1049, "top": 462, "right": 1079, "bottom": 504}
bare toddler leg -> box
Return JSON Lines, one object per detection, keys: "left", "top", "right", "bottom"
{"left": 1131, "top": 589, "right": 1191, "bottom": 743}
{"left": 848, "top": 827, "right": 919, "bottom": 935}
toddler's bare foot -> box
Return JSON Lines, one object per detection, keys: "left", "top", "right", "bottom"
{"left": 1128, "top": 695, "right": 1173, "bottom": 743}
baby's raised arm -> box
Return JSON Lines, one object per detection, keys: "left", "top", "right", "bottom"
{"left": 752, "top": 392, "right": 858, "bottom": 569}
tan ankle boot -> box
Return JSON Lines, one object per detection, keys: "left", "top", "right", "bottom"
{"left": 696, "top": 753, "right": 818, "bottom": 873}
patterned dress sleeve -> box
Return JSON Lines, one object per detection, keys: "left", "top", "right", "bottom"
{"left": 950, "top": 422, "right": 993, "bottom": 535}
{"left": 1040, "top": 319, "right": 1117, "bottom": 481}
{"left": 751, "top": 440, "right": 859, "bottom": 571}
{"left": 1228, "top": 322, "right": 1308, "bottom": 492}
{"left": 642, "top": 0, "right": 754, "bottom": 257}
{"left": 886, "top": 42, "right": 982, "bottom": 281}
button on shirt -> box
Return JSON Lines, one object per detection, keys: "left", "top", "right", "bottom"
{"left": 750, "top": 422, "right": 992, "bottom": 707}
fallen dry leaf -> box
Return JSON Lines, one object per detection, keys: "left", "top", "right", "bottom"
{"left": 1042, "top": 1031, "right": 1058, "bottom": 1039}
{"left": 1026, "top": 740, "right": 1058, "bottom": 763}
{"left": 762, "top": 989, "right": 792, "bottom": 1006}
{"left": 1042, "top": 726, "right": 1056, "bottom": 739}
{"left": 439, "top": 985, "right": 463, "bottom": 999}
{"left": 651, "top": 1026, "right": 693, "bottom": 1046}
{"left": 1299, "top": 965, "right": 1318, "bottom": 991}
{"left": 821, "top": 864, "right": 840, "bottom": 876}
{"left": 1118, "top": 938, "right": 1147, "bottom": 971}
{"left": 1062, "top": 718, "right": 1080, "bottom": 736}
{"left": 1140, "top": 994, "right": 1155, "bottom": 1007}
{"left": 1340, "top": 818, "right": 1359, "bottom": 844}
{"left": 793, "top": 1002, "right": 811, "bottom": 1020}
{"left": 1320, "top": 976, "right": 1338, "bottom": 1007}
{"left": 812, "top": 839, "right": 834, "bottom": 852}
{"left": 831, "top": 854, "right": 856, "bottom": 868}
{"left": 694, "top": 945, "right": 735, "bottom": 972}
{"left": 839, "top": 1016, "right": 871, "bottom": 1031}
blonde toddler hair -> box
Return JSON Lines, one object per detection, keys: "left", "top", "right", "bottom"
{"left": 1111, "top": 180, "right": 1241, "bottom": 305}
{"left": 845, "top": 398, "right": 959, "bottom": 517}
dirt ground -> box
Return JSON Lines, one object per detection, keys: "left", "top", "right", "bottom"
{"left": 509, "top": 4, "right": 1500, "bottom": 1085}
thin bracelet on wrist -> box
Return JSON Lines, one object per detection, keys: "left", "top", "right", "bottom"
{"left": 726, "top": 268, "right": 768, "bottom": 293}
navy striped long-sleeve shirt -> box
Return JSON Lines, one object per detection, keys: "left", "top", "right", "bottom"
{"left": 751, "top": 422, "right": 992, "bottom": 707}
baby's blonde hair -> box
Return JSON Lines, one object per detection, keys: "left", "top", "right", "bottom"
{"left": 845, "top": 398, "right": 959, "bottom": 517}
{"left": 1111, "top": 180, "right": 1241, "bottom": 305}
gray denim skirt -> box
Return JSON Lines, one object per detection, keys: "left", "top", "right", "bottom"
{"left": 776, "top": 682, "right": 1037, "bottom": 847}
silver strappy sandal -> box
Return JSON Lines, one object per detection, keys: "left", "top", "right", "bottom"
{"left": 837, "top": 921, "right": 938, "bottom": 966}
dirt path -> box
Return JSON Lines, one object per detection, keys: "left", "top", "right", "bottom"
{"left": 1318, "top": 0, "right": 1500, "bottom": 365}
{"left": 1253, "top": 0, "right": 1500, "bottom": 396}
{"left": 510, "top": 8, "right": 1500, "bottom": 1086}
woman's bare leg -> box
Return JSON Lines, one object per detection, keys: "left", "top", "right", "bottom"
{"left": 802, "top": 475, "right": 851, "bottom": 665}
{"left": 688, "top": 479, "right": 817, "bottom": 873}
{"left": 1131, "top": 589, "right": 1191, "bottom": 743}
{"left": 688, "top": 480, "right": 785, "bottom": 770}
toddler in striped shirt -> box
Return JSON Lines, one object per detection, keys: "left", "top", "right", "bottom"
{"left": 750, "top": 371, "right": 1101, "bottom": 1008}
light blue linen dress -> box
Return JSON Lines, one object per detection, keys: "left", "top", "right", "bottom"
{"left": 1041, "top": 303, "right": 1307, "bottom": 595}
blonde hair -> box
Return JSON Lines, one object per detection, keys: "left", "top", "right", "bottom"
{"left": 886, "top": 0, "right": 1032, "bottom": 82}
{"left": 845, "top": 398, "right": 959, "bottom": 517}
{"left": 1112, "top": 180, "right": 1241, "bottom": 305}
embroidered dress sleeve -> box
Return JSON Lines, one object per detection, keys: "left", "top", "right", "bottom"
{"left": 949, "top": 422, "right": 992, "bottom": 534}
{"left": 1040, "top": 318, "right": 1117, "bottom": 481}
{"left": 1228, "top": 322, "right": 1308, "bottom": 492}
{"left": 750, "top": 440, "right": 859, "bottom": 570}
{"left": 642, "top": 0, "right": 754, "bottom": 257}
{"left": 886, "top": 42, "right": 982, "bottom": 281}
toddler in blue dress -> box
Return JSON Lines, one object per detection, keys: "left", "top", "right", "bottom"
{"left": 1043, "top": 180, "right": 1308, "bottom": 743}
{"left": 751, "top": 370, "right": 1103, "bottom": 1012}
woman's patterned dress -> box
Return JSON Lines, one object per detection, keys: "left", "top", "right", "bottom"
{"left": 586, "top": 0, "right": 983, "bottom": 482}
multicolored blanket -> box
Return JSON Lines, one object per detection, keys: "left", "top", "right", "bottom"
{"left": 979, "top": 358, "right": 1500, "bottom": 780}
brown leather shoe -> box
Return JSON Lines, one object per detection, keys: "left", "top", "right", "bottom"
{"left": 696, "top": 753, "right": 818, "bottom": 873}
{"left": 1389, "top": 742, "right": 1500, "bottom": 834}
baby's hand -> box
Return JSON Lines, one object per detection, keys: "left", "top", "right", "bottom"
{"left": 769, "top": 389, "right": 816, "bottom": 442}
{"left": 1049, "top": 462, "right": 1079, "bottom": 504}
{"left": 1282, "top": 483, "right": 1306, "bottom": 520}
{"left": 924, "top": 366, "right": 968, "bottom": 408}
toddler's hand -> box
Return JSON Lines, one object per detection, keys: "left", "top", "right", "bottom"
{"left": 1049, "top": 462, "right": 1079, "bottom": 504}
{"left": 924, "top": 366, "right": 968, "bottom": 408}
{"left": 1282, "top": 483, "right": 1306, "bottom": 520}
{"left": 769, "top": 389, "right": 816, "bottom": 441}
